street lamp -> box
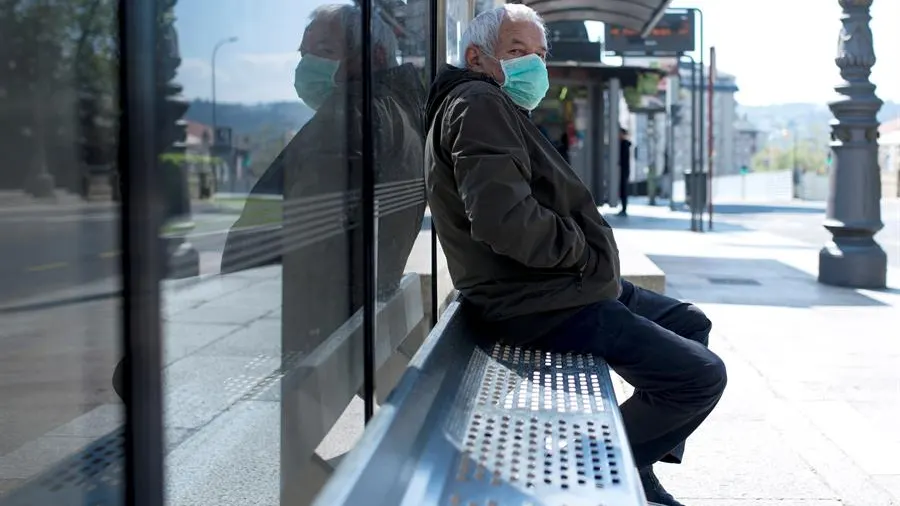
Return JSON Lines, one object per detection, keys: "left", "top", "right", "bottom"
{"left": 818, "top": 0, "right": 886, "bottom": 288}
{"left": 211, "top": 36, "right": 238, "bottom": 135}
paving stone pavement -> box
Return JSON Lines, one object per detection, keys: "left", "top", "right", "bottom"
{"left": 3, "top": 202, "right": 898, "bottom": 506}
{"left": 609, "top": 204, "right": 900, "bottom": 506}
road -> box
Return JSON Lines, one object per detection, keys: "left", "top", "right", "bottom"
{"left": 709, "top": 199, "right": 900, "bottom": 268}
{"left": 0, "top": 210, "right": 237, "bottom": 308}
{"left": 0, "top": 208, "right": 238, "bottom": 466}
{"left": 2, "top": 199, "right": 896, "bottom": 307}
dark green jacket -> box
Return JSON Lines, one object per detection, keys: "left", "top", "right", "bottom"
{"left": 425, "top": 66, "right": 621, "bottom": 337}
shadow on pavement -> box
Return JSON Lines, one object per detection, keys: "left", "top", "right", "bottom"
{"left": 710, "top": 203, "right": 826, "bottom": 215}
{"left": 649, "top": 254, "right": 888, "bottom": 308}
{"left": 719, "top": 242, "right": 819, "bottom": 251}
{"left": 603, "top": 212, "right": 749, "bottom": 233}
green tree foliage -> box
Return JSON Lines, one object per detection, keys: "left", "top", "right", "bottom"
{"left": 0, "top": 0, "right": 186, "bottom": 204}
{"left": 751, "top": 140, "right": 830, "bottom": 175}
{"left": 624, "top": 72, "right": 661, "bottom": 111}
{"left": 0, "top": 0, "right": 118, "bottom": 192}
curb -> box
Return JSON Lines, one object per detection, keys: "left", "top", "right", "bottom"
{"left": 0, "top": 202, "right": 117, "bottom": 217}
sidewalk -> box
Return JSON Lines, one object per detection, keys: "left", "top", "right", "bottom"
{"left": 0, "top": 189, "right": 238, "bottom": 218}
{"left": 0, "top": 191, "right": 116, "bottom": 219}
{"left": 0, "top": 232, "right": 443, "bottom": 501}
{"left": 3, "top": 200, "right": 897, "bottom": 504}
{"left": 607, "top": 204, "right": 900, "bottom": 506}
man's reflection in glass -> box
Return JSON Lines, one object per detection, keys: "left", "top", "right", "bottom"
{"left": 222, "top": 4, "right": 426, "bottom": 358}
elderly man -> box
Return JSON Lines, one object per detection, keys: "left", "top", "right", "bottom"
{"left": 424, "top": 5, "right": 726, "bottom": 506}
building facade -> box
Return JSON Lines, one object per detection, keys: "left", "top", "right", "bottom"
{"left": 623, "top": 58, "right": 743, "bottom": 195}
{"left": 734, "top": 115, "right": 764, "bottom": 174}
{"left": 671, "top": 61, "right": 740, "bottom": 178}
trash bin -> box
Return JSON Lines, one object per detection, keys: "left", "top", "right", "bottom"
{"left": 685, "top": 170, "right": 708, "bottom": 231}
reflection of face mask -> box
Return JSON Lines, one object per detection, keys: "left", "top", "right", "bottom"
{"left": 489, "top": 53, "right": 549, "bottom": 111}
{"left": 294, "top": 54, "right": 340, "bottom": 110}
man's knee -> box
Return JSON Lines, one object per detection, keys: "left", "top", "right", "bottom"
{"left": 700, "top": 350, "right": 728, "bottom": 400}
{"left": 683, "top": 303, "right": 712, "bottom": 346}
{"left": 676, "top": 348, "right": 727, "bottom": 411}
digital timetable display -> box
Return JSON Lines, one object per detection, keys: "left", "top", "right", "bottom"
{"left": 604, "top": 12, "right": 695, "bottom": 55}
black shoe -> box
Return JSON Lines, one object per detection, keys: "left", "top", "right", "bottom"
{"left": 639, "top": 467, "right": 685, "bottom": 506}
{"left": 616, "top": 209, "right": 628, "bottom": 217}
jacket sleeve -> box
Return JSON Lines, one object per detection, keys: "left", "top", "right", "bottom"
{"left": 445, "top": 90, "right": 587, "bottom": 270}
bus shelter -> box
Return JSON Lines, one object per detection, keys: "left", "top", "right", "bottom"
{"left": 0, "top": 1, "right": 674, "bottom": 506}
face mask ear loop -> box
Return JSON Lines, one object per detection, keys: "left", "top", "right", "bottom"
{"left": 477, "top": 48, "right": 504, "bottom": 85}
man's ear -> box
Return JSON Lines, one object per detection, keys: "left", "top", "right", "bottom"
{"left": 464, "top": 46, "right": 481, "bottom": 69}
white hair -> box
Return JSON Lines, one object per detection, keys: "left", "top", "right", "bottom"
{"left": 459, "top": 4, "right": 547, "bottom": 62}
{"left": 308, "top": 4, "right": 399, "bottom": 66}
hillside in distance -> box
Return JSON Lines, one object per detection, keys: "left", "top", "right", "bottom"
{"left": 184, "top": 99, "right": 315, "bottom": 136}
{"left": 738, "top": 100, "right": 900, "bottom": 147}
{"left": 182, "top": 98, "right": 900, "bottom": 151}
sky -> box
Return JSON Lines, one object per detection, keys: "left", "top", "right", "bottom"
{"left": 173, "top": 0, "right": 900, "bottom": 107}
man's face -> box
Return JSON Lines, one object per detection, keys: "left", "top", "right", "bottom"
{"left": 466, "top": 19, "right": 547, "bottom": 85}
{"left": 300, "top": 16, "right": 352, "bottom": 81}
{"left": 300, "top": 15, "right": 387, "bottom": 80}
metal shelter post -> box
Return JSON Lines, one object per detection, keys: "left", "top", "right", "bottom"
{"left": 695, "top": 8, "right": 705, "bottom": 222}
{"left": 607, "top": 78, "right": 621, "bottom": 209}
{"left": 680, "top": 54, "right": 701, "bottom": 232}
{"left": 666, "top": 63, "right": 678, "bottom": 211}
{"left": 708, "top": 45, "right": 716, "bottom": 230}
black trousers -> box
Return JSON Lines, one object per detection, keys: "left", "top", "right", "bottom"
{"left": 530, "top": 280, "right": 727, "bottom": 468}
{"left": 619, "top": 167, "right": 630, "bottom": 212}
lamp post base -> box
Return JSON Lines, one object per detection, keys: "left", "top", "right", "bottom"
{"left": 818, "top": 239, "right": 887, "bottom": 289}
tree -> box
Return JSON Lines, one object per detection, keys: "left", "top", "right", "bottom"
{"left": 0, "top": 0, "right": 118, "bottom": 195}
{"left": 751, "top": 140, "right": 830, "bottom": 175}
{"left": 0, "top": 0, "right": 188, "bottom": 203}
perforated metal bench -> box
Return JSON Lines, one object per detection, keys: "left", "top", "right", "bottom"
{"left": 314, "top": 298, "right": 648, "bottom": 506}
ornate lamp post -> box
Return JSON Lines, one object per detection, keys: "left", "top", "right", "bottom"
{"left": 818, "top": 0, "right": 886, "bottom": 288}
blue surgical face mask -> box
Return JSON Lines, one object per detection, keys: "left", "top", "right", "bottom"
{"left": 294, "top": 54, "right": 340, "bottom": 110}
{"left": 488, "top": 53, "right": 549, "bottom": 111}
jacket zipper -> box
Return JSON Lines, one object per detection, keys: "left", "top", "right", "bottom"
{"left": 576, "top": 247, "right": 590, "bottom": 292}
{"left": 576, "top": 268, "right": 585, "bottom": 292}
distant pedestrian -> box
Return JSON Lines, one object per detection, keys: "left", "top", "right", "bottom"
{"left": 557, "top": 131, "right": 570, "bottom": 163}
{"left": 618, "top": 127, "right": 632, "bottom": 216}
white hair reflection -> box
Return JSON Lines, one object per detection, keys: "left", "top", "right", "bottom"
{"left": 308, "top": 4, "right": 400, "bottom": 67}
